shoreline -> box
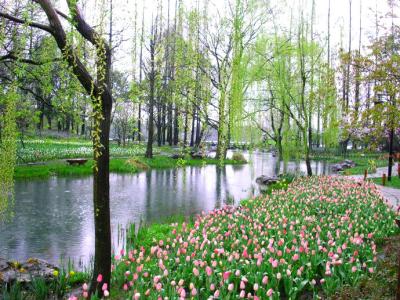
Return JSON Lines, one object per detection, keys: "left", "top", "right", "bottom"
{"left": 14, "top": 155, "right": 247, "bottom": 180}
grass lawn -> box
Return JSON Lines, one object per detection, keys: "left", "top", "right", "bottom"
{"left": 14, "top": 155, "right": 245, "bottom": 179}
{"left": 371, "top": 176, "right": 400, "bottom": 189}
{"left": 313, "top": 154, "right": 388, "bottom": 175}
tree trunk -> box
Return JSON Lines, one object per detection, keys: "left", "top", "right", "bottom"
{"left": 146, "top": 26, "right": 156, "bottom": 158}
{"left": 190, "top": 103, "right": 196, "bottom": 147}
{"left": 183, "top": 101, "right": 188, "bottom": 147}
{"left": 195, "top": 114, "right": 201, "bottom": 147}
{"left": 90, "top": 92, "right": 112, "bottom": 296}
{"left": 388, "top": 125, "right": 394, "bottom": 181}
{"left": 157, "top": 100, "right": 162, "bottom": 147}
{"left": 167, "top": 103, "right": 173, "bottom": 145}
{"left": 162, "top": 103, "right": 166, "bottom": 145}
{"left": 173, "top": 105, "right": 179, "bottom": 145}
{"left": 216, "top": 89, "right": 226, "bottom": 160}
{"left": 47, "top": 115, "right": 52, "bottom": 130}
{"left": 138, "top": 103, "right": 142, "bottom": 142}
{"left": 303, "top": 130, "right": 312, "bottom": 176}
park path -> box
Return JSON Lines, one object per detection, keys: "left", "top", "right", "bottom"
{"left": 344, "top": 165, "right": 400, "bottom": 210}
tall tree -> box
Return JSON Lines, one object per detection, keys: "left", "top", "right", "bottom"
{"left": 145, "top": 16, "right": 159, "bottom": 158}
{"left": 1, "top": 1, "right": 113, "bottom": 295}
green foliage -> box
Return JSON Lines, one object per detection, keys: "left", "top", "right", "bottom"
{"left": 176, "top": 157, "right": 187, "bottom": 167}
{"left": 371, "top": 176, "right": 400, "bottom": 189}
{"left": 29, "top": 277, "right": 49, "bottom": 300}
{"left": 368, "top": 159, "right": 377, "bottom": 173}
{"left": 0, "top": 87, "right": 18, "bottom": 221}
{"left": 231, "top": 152, "right": 247, "bottom": 163}
{"left": 14, "top": 155, "right": 247, "bottom": 179}
{"left": 1, "top": 282, "right": 24, "bottom": 300}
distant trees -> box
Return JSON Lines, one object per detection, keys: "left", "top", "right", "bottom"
{"left": 337, "top": 0, "right": 399, "bottom": 179}
{"left": 249, "top": 7, "right": 338, "bottom": 176}
{"left": 112, "top": 70, "right": 134, "bottom": 146}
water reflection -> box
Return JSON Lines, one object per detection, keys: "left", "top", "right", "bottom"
{"left": 0, "top": 151, "right": 330, "bottom": 266}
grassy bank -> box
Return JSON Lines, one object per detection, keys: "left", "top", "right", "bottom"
{"left": 312, "top": 154, "right": 388, "bottom": 175}
{"left": 14, "top": 155, "right": 246, "bottom": 179}
{"left": 371, "top": 176, "right": 400, "bottom": 189}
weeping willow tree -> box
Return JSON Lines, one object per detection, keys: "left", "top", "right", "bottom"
{"left": 1, "top": 0, "right": 114, "bottom": 296}
{"left": 319, "top": 64, "right": 339, "bottom": 148}
{"left": 0, "top": 86, "right": 17, "bottom": 222}
{"left": 228, "top": 0, "right": 245, "bottom": 144}
{"left": 213, "top": 0, "right": 264, "bottom": 159}
{"left": 249, "top": 6, "right": 338, "bottom": 175}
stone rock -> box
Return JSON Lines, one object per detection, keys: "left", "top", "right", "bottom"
{"left": 191, "top": 152, "right": 206, "bottom": 159}
{"left": 256, "top": 175, "right": 279, "bottom": 185}
{"left": 0, "top": 258, "right": 8, "bottom": 271}
{"left": 0, "top": 257, "right": 58, "bottom": 285}
{"left": 171, "top": 153, "right": 185, "bottom": 159}
{"left": 331, "top": 160, "right": 356, "bottom": 172}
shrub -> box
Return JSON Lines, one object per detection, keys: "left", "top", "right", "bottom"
{"left": 231, "top": 152, "right": 247, "bottom": 163}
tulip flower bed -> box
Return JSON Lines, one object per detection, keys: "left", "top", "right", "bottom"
{"left": 92, "top": 177, "right": 398, "bottom": 299}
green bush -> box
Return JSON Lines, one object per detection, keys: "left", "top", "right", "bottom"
{"left": 231, "top": 152, "right": 247, "bottom": 163}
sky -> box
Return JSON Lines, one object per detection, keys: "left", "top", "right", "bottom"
{"left": 55, "top": 0, "right": 398, "bottom": 73}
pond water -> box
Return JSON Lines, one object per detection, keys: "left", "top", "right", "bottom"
{"left": 0, "top": 151, "right": 331, "bottom": 267}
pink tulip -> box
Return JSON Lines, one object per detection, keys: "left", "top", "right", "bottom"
{"left": 206, "top": 266, "right": 213, "bottom": 276}
{"left": 180, "top": 288, "right": 186, "bottom": 298}
{"left": 262, "top": 276, "right": 268, "bottom": 285}
{"left": 240, "top": 281, "right": 245, "bottom": 289}
{"left": 272, "top": 259, "right": 278, "bottom": 268}
{"left": 267, "top": 288, "right": 273, "bottom": 297}
{"left": 223, "top": 271, "right": 231, "bottom": 281}
{"left": 156, "top": 283, "right": 162, "bottom": 291}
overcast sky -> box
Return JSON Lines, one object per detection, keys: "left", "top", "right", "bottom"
{"left": 72, "top": 0, "right": 398, "bottom": 73}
